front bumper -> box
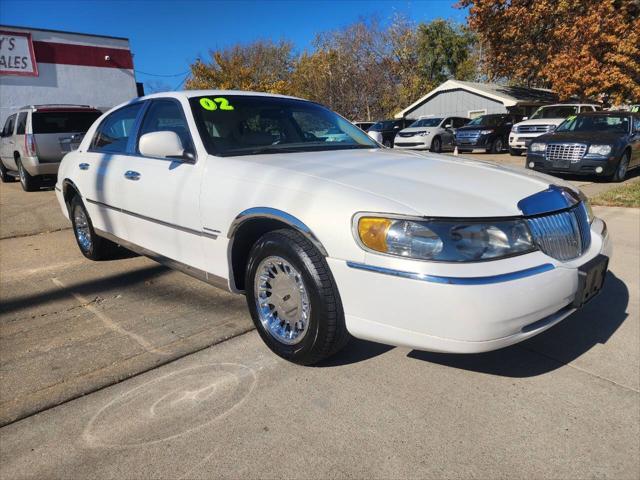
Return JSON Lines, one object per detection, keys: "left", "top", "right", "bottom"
{"left": 21, "top": 156, "right": 60, "bottom": 176}
{"left": 455, "top": 135, "right": 491, "bottom": 149}
{"left": 328, "top": 218, "right": 611, "bottom": 353}
{"left": 394, "top": 137, "right": 430, "bottom": 149}
{"left": 509, "top": 133, "right": 541, "bottom": 149}
{"left": 526, "top": 152, "right": 618, "bottom": 176}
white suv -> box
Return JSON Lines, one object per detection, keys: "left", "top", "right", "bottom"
{"left": 508, "top": 104, "right": 600, "bottom": 156}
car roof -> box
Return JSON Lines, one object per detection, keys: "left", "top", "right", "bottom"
{"left": 577, "top": 110, "right": 633, "bottom": 116}
{"left": 539, "top": 103, "right": 600, "bottom": 107}
{"left": 138, "top": 90, "right": 305, "bottom": 102}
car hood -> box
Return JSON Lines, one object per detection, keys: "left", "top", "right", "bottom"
{"left": 536, "top": 131, "right": 624, "bottom": 144}
{"left": 516, "top": 118, "right": 568, "bottom": 127}
{"left": 398, "top": 127, "right": 434, "bottom": 134}
{"left": 456, "top": 125, "right": 495, "bottom": 132}
{"left": 234, "top": 148, "right": 570, "bottom": 218}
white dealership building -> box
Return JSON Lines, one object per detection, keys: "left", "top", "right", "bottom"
{"left": 0, "top": 25, "right": 141, "bottom": 125}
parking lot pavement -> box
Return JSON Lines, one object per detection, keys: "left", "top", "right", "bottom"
{"left": 0, "top": 183, "right": 70, "bottom": 239}
{"left": 0, "top": 206, "right": 638, "bottom": 479}
{"left": 0, "top": 228, "right": 251, "bottom": 426}
{"left": 444, "top": 151, "right": 640, "bottom": 198}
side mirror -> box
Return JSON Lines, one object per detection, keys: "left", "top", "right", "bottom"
{"left": 393, "top": 125, "right": 400, "bottom": 130}
{"left": 522, "top": 116, "right": 529, "bottom": 121}
{"left": 444, "top": 124, "right": 452, "bottom": 129}
{"left": 139, "top": 131, "right": 195, "bottom": 163}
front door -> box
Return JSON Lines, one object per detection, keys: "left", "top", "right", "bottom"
{"left": 116, "top": 98, "right": 206, "bottom": 270}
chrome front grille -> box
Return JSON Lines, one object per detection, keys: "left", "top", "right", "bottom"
{"left": 526, "top": 204, "right": 591, "bottom": 261}
{"left": 545, "top": 143, "right": 587, "bottom": 164}
{"left": 516, "top": 124, "right": 553, "bottom": 133}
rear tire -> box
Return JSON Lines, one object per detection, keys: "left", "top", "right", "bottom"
{"left": 0, "top": 160, "right": 16, "bottom": 183}
{"left": 245, "top": 229, "right": 349, "bottom": 365}
{"left": 611, "top": 151, "right": 630, "bottom": 183}
{"left": 17, "top": 158, "right": 40, "bottom": 191}
{"left": 383, "top": 139, "right": 393, "bottom": 148}
{"left": 70, "top": 195, "right": 120, "bottom": 260}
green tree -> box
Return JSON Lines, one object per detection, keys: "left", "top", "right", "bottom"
{"left": 185, "top": 40, "right": 295, "bottom": 94}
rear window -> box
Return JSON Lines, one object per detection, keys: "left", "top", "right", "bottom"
{"left": 32, "top": 111, "right": 101, "bottom": 134}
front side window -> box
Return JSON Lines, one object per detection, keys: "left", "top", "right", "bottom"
{"left": 91, "top": 103, "right": 143, "bottom": 153}
{"left": 530, "top": 106, "right": 578, "bottom": 119}
{"left": 189, "top": 95, "right": 377, "bottom": 157}
{"left": 137, "top": 100, "right": 193, "bottom": 154}
{"left": 556, "top": 114, "right": 630, "bottom": 133}
{"left": 16, "top": 112, "right": 27, "bottom": 134}
{"left": 32, "top": 111, "right": 101, "bottom": 134}
{"left": 453, "top": 118, "right": 469, "bottom": 128}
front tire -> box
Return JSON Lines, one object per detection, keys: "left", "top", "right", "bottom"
{"left": 245, "top": 229, "right": 349, "bottom": 365}
{"left": 509, "top": 148, "right": 522, "bottom": 156}
{"left": 611, "top": 151, "right": 630, "bottom": 183}
{"left": 430, "top": 136, "right": 442, "bottom": 153}
{"left": 488, "top": 137, "right": 504, "bottom": 154}
{"left": 383, "top": 139, "right": 393, "bottom": 148}
{"left": 70, "top": 195, "right": 120, "bottom": 260}
{"left": 17, "top": 158, "right": 40, "bottom": 191}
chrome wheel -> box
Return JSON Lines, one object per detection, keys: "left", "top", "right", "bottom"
{"left": 254, "top": 256, "right": 311, "bottom": 345}
{"left": 18, "top": 162, "right": 25, "bottom": 185}
{"left": 74, "top": 205, "right": 92, "bottom": 252}
{"left": 617, "top": 155, "right": 629, "bottom": 180}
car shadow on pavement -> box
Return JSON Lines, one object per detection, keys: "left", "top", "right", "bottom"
{"left": 406, "top": 272, "right": 629, "bottom": 377}
{"left": 0, "top": 264, "right": 169, "bottom": 316}
{"left": 315, "top": 338, "right": 395, "bottom": 367}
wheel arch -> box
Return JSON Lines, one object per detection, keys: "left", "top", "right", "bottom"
{"left": 61, "top": 179, "right": 81, "bottom": 212}
{"left": 227, "top": 207, "right": 328, "bottom": 293}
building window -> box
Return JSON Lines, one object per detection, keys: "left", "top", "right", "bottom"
{"left": 468, "top": 109, "right": 487, "bottom": 119}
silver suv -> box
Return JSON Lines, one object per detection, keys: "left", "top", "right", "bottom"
{"left": 0, "top": 105, "right": 101, "bottom": 191}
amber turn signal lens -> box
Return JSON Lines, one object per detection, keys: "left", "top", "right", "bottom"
{"left": 358, "top": 217, "right": 392, "bottom": 252}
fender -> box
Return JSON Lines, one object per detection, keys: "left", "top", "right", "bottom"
{"left": 227, "top": 207, "right": 328, "bottom": 256}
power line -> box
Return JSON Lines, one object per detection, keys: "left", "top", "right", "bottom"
{"left": 134, "top": 69, "right": 190, "bottom": 78}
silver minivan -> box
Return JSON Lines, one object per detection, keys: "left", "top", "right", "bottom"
{"left": 0, "top": 105, "right": 102, "bottom": 191}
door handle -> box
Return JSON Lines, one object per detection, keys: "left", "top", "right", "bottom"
{"left": 79, "top": 163, "right": 90, "bottom": 170}
{"left": 124, "top": 170, "right": 141, "bottom": 181}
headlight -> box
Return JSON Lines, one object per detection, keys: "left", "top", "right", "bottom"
{"left": 511, "top": 126, "right": 517, "bottom": 132}
{"left": 479, "top": 130, "right": 494, "bottom": 135}
{"left": 355, "top": 216, "right": 535, "bottom": 262}
{"left": 588, "top": 144, "right": 612, "bottom": 156}
{"left": 418, "top": 130, "right": 430, "bottom": 136}
{"left": 530, "top": 142, "right": 546, "bottom": 152}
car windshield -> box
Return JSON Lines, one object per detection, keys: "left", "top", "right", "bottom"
{"left": 409, "top": 118, "right": 442, "bottom": 128}
{"left": 32, "top": 111, "right": 101, "bottom": 134}
{"left": 530, "top": 106, "right": 578, "bottom": 119}
{"left": 556, "top": 114, "right": 631, "bottom": 133}
{"left": 190, "top": 95, "right": 378, "bottom": 156}
{"left": 465, "top": 115, "right": 505, "bottom": 127}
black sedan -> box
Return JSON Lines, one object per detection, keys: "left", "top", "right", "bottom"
{"left": 455, "top": 114, "right": 522, "bottom": 153}
{"left": 526, "top": 111, "right": 640, "bottom": 182}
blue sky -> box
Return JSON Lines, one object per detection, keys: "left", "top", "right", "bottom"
{"left": 0, "top": 0, "right": 465, "bottom": 90}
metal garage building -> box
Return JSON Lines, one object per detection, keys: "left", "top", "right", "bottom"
{"left": 394, "top": 79, "right": 559, "bottom": 121}
{"left": 0, "top": 26, "right": 141, "bottom": 125}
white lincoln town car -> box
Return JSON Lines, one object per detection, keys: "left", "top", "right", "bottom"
{"left": 55, "top": 91, "right": 612, "bottom": 365}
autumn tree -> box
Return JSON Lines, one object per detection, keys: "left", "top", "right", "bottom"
{"left": 185, "top": 40, "right": 295, "bottom": 94}
{"left": 459, "top": 0, "right": 640, "bottom": 104}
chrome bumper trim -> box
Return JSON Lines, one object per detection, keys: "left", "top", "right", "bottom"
{"left": 345, "top": 261, "right": 555, "bottom": 285}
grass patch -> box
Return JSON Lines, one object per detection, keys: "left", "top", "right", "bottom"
{"left": 591, "top": 181, "right": 640, "bottom": 208}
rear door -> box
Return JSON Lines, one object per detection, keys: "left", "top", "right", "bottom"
{"left": 77, "top": 102, "right": 145, "bottom": 240}
{"left": 31, "top": 109, "right": 102, "bottom": 162}
{"left": 441, "top": 117, "right": 455, "bottom": 148}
